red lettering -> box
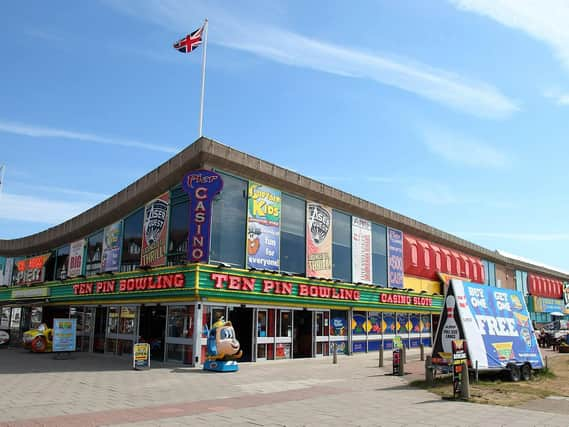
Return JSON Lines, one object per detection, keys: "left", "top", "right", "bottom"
{"left": 332, "top": 288, "right": 340, "bottom": 299}
{"left": 211, "top": 273, "right": 227, "bottom": 289}
{"left": 241, "top": 277, "right": 255, "bottom": 291}
{"left": 162, "top": 274, "right": 173, "bottom": 289}
{"left": 319, "top": 286, "right": 331, "bottom": 298}
{"left": 119, "top": 280, "right": 126, "bottom": 291}
{"left": 228, "top": 275, "right": 241, "bottom": 290}
{"left": 353, "top": 291, "right": 360, "bottom": 300}
{"left": 174, "top": 274, "right": 184, "bottom": 288}
{"left": 280, "top": 282, "right": 292, "bottom": 295}
{"left": 344, "top": 289, "right": 353, "bottom": 300}
{"left": 262, "top": 280, "right": 274, "bottom": 293}
{"left": 73, "top": 284, "right": 80, "bottom": 295}
{"left": 127, "top": 278, "right": 135, "bottom": 291}
{"left": 299, "top": 284, "right": 309, "bottom": 296}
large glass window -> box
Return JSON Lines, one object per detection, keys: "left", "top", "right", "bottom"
{"left": 55, "top": 245, "right": 70, "bottom": 280}
{"left": 372, "top": 223, "right": 387, "bottom": 286}
{"left": 332, "top": 210, "right": 351, "bottom": 282}
{"left": 483, "top": 260, "right": 497, "bottom": 287}
{"left": 168, "top": 201, "right": 190, "bottom": 265}
{"left": 281, "top": 194, "right": 306, "bottom": 275}
{"left": 121, "top": 208, "right": 144, "bottom": 272}
{"left": 85, "top": 231, "right": 103, "bottom": 277}
{"left": 210, "top": 172, "right": 247, "bottom": 267}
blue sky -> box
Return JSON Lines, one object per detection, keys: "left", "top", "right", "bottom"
{"left": 1, "top": 1, "right": 569, "bottom": 273}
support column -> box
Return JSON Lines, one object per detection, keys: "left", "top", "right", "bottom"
{"left": 193, "top": 302, "right": 203, "bottom": 367}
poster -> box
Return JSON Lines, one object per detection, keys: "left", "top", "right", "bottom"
{"left": 246, "top": 182, "right": 281, "bottom": 271}
{"left": 351, "top": 313, "right": 367, "bottom": 335}
{"left": 52, "top": 318, "right": 77, "bottom": 352}
{"left": 133, "top": 342, "right": 151, "bottom": 370}
{"left": 397, "top": 313, "right": 409, "bottom": 334}
{"left": 368, "top": 313, "right": 382, "bottom": 335}
{"left": 101, "top": 221, "right": 122, "bottom": 272}
{"left": 67, "top": 240, "right": 85, "bottom": 278}
{"left": 306, "top": 202, "right": 332, "bottom": 279}
{"left": 352, "top": 217, "right": 372, "bottom": 284}
{"left": 387, "top": 227, "right": 404, "bottom": 288}
{"left": 383, "top": 313, "right": 396, "bottom": 334}
{"left": 141, "top": 192, "right": 170, "bottom": 267}
{"left": 14, "top": 254, "right": 50, "bottom": 286}
{"left": 410, "top": 314, "right": 421, "bottom": 333}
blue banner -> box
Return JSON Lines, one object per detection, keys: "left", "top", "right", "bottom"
{"left": 459, "top": 281, "right": 543, "bottom": 369}
{"left": 52, "top": 318, "right": 77, "bottom": 352}
{"left": 387, "top": 228, "right": 404, "bottom": 288}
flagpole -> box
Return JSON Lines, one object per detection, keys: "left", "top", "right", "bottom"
{"left": 198, "top": 19, "right": 208, "bottom": 138}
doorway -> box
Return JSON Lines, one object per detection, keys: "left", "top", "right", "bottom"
{"left": 139, "top": 306, "right": 166, "bottom": 362}
{"left": 228, "top": 307, "right": 253, "bottom": 362}
{"left": 93, "top": 307, "right": 107, "bottom": 353}
{"left": 293, "top": 310, "right": 313, "bottom": 358}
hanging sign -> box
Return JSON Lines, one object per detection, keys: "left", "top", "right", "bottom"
{"left": 101, "top": 221, "right": 122, "bottom": 273}
{"left": 181, "top": 169, "right": 223, "bottom": 263}
{"left": 246, "top": 182, "right": 281, "bottom": 271}
{"left": 387, "top": 228, "right": 404, "bottom": 289}
{"left": 352, "top": 217, "right": 372, "bottom": 284}
{"left": 141, "top": 192, "right": 170, "bottom": 267}
{"left": 67, "top": 239, "right": 85, "bottom": 278}
{"left": 14, "top": 253, "right": 51, "bottom": 286}
{"left": 306, "top": 202, "right": 332, "bottom": 279}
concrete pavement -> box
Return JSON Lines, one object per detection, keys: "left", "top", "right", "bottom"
{"left": 0, "top": 347, "right": 567, "bottom": 426}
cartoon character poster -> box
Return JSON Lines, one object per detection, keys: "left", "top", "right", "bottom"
{"left": 101, "top": 221, "right": 122, "bottom": 272}
{"left": 140, "top": 192, "right": 170, "bottom": 267}
{"left": 306, "top": 202, "right": 332, "bottom": 279}
{"left": 352, "top": 217, "right": 372, "bottom": 284}
{"left": 368, "top": 313, "right": 382, "bottom": 335}
{"left": 246, "top": 182, "right": 281, "bottom": 271}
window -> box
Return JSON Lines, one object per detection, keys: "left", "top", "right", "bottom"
{"left": 210, "top": 172, "right": 247, "bottom": 267}
{"left": 168, "top": 200, "right": 190, "bottom": 265}
{"left": 85, "top": 231, "right": 103, "bottom": 276}
{"left": 372, "top": 223, "right": 387, "bottom": 286}
{"left": 483, "top": 260, "right": 497, "bottom": 287}
{"left": 55, "top": 245, "right": 70, "bottom": 280}
{"left": 281, "top": 194, "right": 306, "bottom": 275}
{"left": 121, "top": 208, "right": 144, "bottom": 272}
{"left": 332, "top": 210, "right": 351, "bottom": 282}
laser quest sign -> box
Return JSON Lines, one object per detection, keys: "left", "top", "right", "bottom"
{"left": 182, "top": 169, "right": 223, "bottom": 263}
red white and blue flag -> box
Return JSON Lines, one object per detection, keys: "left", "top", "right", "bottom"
{"left": 173, "top": 26, "right": 204, "bottom": 54}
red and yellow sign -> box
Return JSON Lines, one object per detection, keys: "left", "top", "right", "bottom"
{"left": 14, "top": 254, "right": 51, "bottom": 286}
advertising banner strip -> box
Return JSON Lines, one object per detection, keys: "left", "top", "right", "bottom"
{"left": 141, "top": 192, "right": 170, "bottom": 267}
{"left": 387, "top": 227, "right": 404, "bottom": 289}
{"left": 101, "top": 221, "right": 122, "bottom": 273}
{"left": 52, "top": 318, "right": 77, "bottom": 352}
{"left": 352, "top": 217, "right": 372, "bottom": 284}
{"left": 306, "top": 202, "right": 333, "bottom": 279}
{"left": 68, "top": 239, "right": 85, "bottom": 278}
{"left": 246, "top": 182, "right": 281, "bottom": 271}
{"left": 181, "top": 169, "right": 223, "bottom": 263}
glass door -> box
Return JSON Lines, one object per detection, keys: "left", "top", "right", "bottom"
{"left": 276, "top": 309, "right": 292, "bottom": 359}
{"left": 314, "top": 311, "right": 329, "bottom": 356}
{"left": 255, "top": 309, "right": 269, "bottom": 360}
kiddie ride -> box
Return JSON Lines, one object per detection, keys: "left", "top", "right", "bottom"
{"left": 204, "top": 318, "right": 242, "bottom": 372}
{"left": 431, "top": 279, "right": 544, "bottom": 382}
{"left": 22, "top": 323, "right": 53, "bottom": 353}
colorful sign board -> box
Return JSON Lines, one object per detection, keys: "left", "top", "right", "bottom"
{"left": 181, "top": 169, "right": 223, "bottom": 263}
{"left": 246, "top": 182, "right": 281, "bottom": 271}
{"left": 141, "top": 192, "right": 170, "bottom": 267}
{"left": 387, "top": 228, "right": 403, "bottom": 289}
{"left": 101, "top": 221, "right": 122, "bottom": 273}
{"left": 133, "top": 342, "right": 151, "bottom": 369}
{"left": 67, "top": 240, "right": 85, "bottom": 278}
{"left": 529, "top": 295, "right": 565, "bottom": 313}
{"left": 352, "top": 217, "right": 372, "bottom": 284}
{"left": 432, "top": 280, "right": 543, "bottom": 369}
{"left": 52, "top": 318, "right": 77, "bottom": 352}
{"left": 306, "top": 202, "right": 332, "bottom": 279}
{"left": 14, "top": 253, "right": 51, "bottom": 286}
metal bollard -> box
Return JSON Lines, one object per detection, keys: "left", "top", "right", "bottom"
{"left": 333, "top": 343, "right": 338, "bottom": 364}
{"left": 399, "top": 349, "right": 405, "bottom": 376}
{"left": 379, "top": 346, "right": 384, "bottom": 368}
{"left": 475, "top": 360, "right": 479, "bottom": 384}
{"left": 425, "top": 355, "right": 434, "bottom": 386}
{"left": 545, "top": 355, "right": 548, "bottom": 370}
{"left": 460, "top": 361, "right": 471, "bottom": 400}
{"left": 420, "top": 343, "right": 425, "bottom": 361}
{"left": 402, "top": 345, "right": 407, "bottom": 364}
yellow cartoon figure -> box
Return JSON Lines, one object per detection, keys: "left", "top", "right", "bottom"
{"left": 204, "top": 318, "right": 242, "bottom": 372}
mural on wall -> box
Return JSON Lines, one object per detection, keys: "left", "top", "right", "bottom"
{"left": 387, "top": 227, "right": 404, "bottom": 289}
{"left": 306, "top": 202, "right": 333, "bottom": 279}
{"left": 383, "top": 313, "right": 396, "bottom": 334}
{"left": 67, "top": 239, "right": 85, "bottom": 278}
{"left": 141, "top": 192, "right": 170, "bottom": 267}
{"left": 368, "top": 313, "right": 382, "bottom": 335}
{"left": 101, "top": 221, "right": 122, "bottom": 273}
{"left": 181, "top": 169, "right": 224, "bottom": 263}
{"left": 246, "top": 182, "right": 281, "bottom": 271}
{"left": 352, "top": 217, "right": 372, "bottom": 284}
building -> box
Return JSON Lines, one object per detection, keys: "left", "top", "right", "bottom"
{"left": 0, "top": 137, "right": 567, "bottom": 365}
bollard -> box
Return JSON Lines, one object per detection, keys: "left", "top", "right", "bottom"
{"left": 425, "top": 355, "right": 434, "bottom": 386}
{"left": 420, "top": 343, "right": 425, "bottom": 361}
{"left": 545, "top": 355, "right": 548, "bottom": 370}
{"left": 333, "top": 343, "right": 338, "bottom": 364}
{"left": 475, "top": 360, "right": 479, "bottom": 384}
{"left": 402, "top": 345, "right": 407, "bottom": 364}
{"left": 378, "top": 346, "right": 384, "bottom": 368}
{"left": 399, "top": 350, "right": 405, "bottom": 376}
{"left": 460, "top": 361, "right": 471, "bottom": 400}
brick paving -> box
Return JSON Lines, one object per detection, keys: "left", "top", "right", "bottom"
{"left": 0, "top": 347, "right": 567, "bottom": 426}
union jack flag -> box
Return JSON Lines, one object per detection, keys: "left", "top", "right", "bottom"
{"left": 173, "top": 26, "right": 204, "bottom": 54}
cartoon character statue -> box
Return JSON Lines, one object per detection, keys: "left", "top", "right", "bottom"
{"left": 203, "top": 317, "right": 242, "bottom": 372}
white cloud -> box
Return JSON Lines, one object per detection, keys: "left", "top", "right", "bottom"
{"left": 0, "top": 193, "right": 93, "bottom": 225}
{"left": 450, "top": 0, "right": 569, "bottom": 71}
{"left": 459, "top": 231, "right": 569, "bottom": 242}
{"left": 405, "top": 182, "right": 459, "bottom": 206}
{"left": 0, "top": 120, "right": 181, "bottom": 154}
{"left": 420, "top": 126, "right": 509, "bottom": 168}
{"left": 9, "top": 182, "right": 110, "bottom": 201}
{"left": 543, "top": 88, "right": 569, "bottom": 105}
{"left": 106, "top": 1, "right": 519, "bottom": 119}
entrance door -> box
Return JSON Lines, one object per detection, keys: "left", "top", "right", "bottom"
{"left": 228, "top": 307, "right": 253, "bottom": 362}
{"left": 139, "top": 306, "right": 166, "bottom": 362}
{"left": 93, "top": 307, "right": 107, "bottom": 353}
{"left": 313, "top": 311, "right": 329, "bottom": 356}
{"left": 293, "top": 310, "right": 313, "bottom": 358}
